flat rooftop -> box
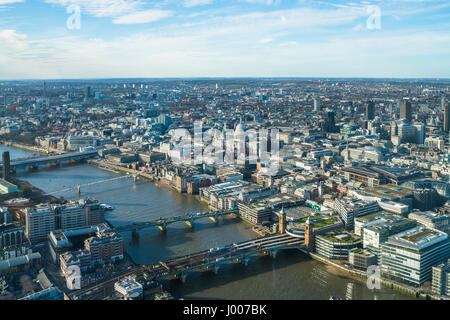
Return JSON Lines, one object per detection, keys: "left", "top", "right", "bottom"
{"left": 0, "top": 179, "right": 17, "bottom": 189}
{"left": 386, "top": 225, "right": 448, "bottom": 250}
{"left": 364, "top": 184, "right": 414, "bottom": 199}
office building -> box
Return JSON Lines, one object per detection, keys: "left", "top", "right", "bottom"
{"left": 325, "top": 111, "right": 336, "bottom": 133}
{"left": 335, "top": 198, "right": 380, "bottom": 230}
{"left": 315, "top": 231, "right": 361, "bottom": 260}
{"left": 357, "top": 212, "right": 417, "bottom": 260}
{"left": 366, "top": 101, "right": 375, "bottom": 120}
{"left": 24, "top": 199, "right": 105, "bottom": 243}
{"left": 444, "top": 103, "right": 450, "bottom": 133}
{"left": 348, "top": 248, "right": 378, "bottom": 271}
{"left": 84, "top": 86, "right": 92, "bottom": 100}
{"left": 380, "top": 226, "right": 450, "bottom": 286}
{"left": 432, "top": 260, "right": 450, "bottom": 297}
{"left": 400, "top": 100, "right": 412, "bottom": 122}
{"left": 408, "top": 211, "right": 449, "bottom": 233}
{"left": 2, "top": 152, "right": 10, "bottom": 181}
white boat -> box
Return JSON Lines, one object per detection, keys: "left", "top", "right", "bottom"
{"left": 100, "top": 204, "right": 114, "bottom": 210}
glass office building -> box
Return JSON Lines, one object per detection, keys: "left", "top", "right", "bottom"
{"left": 381, "top": 226, "right": 450, "bottom": 287}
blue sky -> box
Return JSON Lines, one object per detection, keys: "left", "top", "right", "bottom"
{"left": 0, "top": 0, "right": 449, "bottom": 79}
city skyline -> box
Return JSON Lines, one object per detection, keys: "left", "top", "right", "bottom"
{"left": 1, "top": 0, "right": 450, "bottom": 79}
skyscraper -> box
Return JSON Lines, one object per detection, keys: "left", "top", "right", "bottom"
{"left": 313, "top": 97, "right": 321, "bottom": 111}
{"left": 326, "top": 111, "right": 336, "bottom": 133}
{"left": 43, "top": 81, "right": 47, "bottom": 100}
{"left": 400, "top": 100, "right": 412, "bottom": 122}
{"left": 444, "top": 103, "right": 450, "bottom": 133}
{"left": 2, "top": 151, "right": 10, "bottom": 181}
{"left": 366, "top": 101, "right": 375, "bottom": 120}
{"left": 85, "top": 86, "right": 92, "bottom": 100}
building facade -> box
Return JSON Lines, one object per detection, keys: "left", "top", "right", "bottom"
{"left": 380, "top": 226, "right": 450, "bottom": 286}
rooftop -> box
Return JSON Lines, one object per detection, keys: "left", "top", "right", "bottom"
{"left": 386, "top": 225, "right": 448, "bottom": 250}
{"left": 319, "top": 232, "right": 361, "bottom": 244}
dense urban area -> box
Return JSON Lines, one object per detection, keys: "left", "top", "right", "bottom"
{"left": 0, "top": 78, "right": 449, "bottom": 300}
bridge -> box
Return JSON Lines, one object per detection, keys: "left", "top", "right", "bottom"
{"left": 115, "top": 209, "right": 238, "bottom": 234}
{"left": 70, "top": 233, "right": 305, "bottom": 300}
{"left": 45, "top": 174, "right": 139, "bottom": 196}
{"left": 0, "top": 150, "right": 99, "bottom": 172}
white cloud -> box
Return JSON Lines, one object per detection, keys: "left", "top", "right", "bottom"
{"left": 1, "top": 1, "right": 450, "bottom": 79}
{"left": 240, "top": 0, "right": 281, "bottom": 5}
{"left": 0, "top": 0, "right": 24, "bottom": 4}
{"left": 1, "top": 26, "right": 449, "bottom": 79}
{"left": 43, "top": 0, "right": 142, "bottom": 18}
{"left": 113, "top": 9, "right": 173, "bottom": 24}
{"left": 259, "top": 37, "right": 274, "bottom": 43}
{"left": 183, "top": 0, "right": 213, "bottom": 8}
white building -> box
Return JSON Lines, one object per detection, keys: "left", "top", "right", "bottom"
{"left": 381, "top": 226, "right": 450, "bottom": 286}
{"left": 114, "top": 276, "right": 143, "bottom": 300}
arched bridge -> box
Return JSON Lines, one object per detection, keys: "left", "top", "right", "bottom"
{"left": 115, "top": 209, "right": 238, "bottom": 233}
{"left": 70, "top": 233, "right": 305, "bottom": 299}
{"left": 0, "top": 150, "right": 98, "bottom": 172}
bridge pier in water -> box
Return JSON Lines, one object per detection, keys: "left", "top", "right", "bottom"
{"left": 208, "top": 216, "right": 218, "bottom": 224}
{"left": 185, "top": 218, "right": 194, "bottom": 229}
{"left": 158, "top": 224, "right": 167, "bottom": 232}
{"left": 271, "top": 249, "right": 279, "bottom": 259}
{"left": 49, "top": 161, "right": 60, "bottom": 167}
{"left": 214, "top": 264, "right": 220, "bottom": 275}
{"left": 26, "top": 165, "right": 38, "bottom": 172}
{"left": 132, "top": 229, "right": 140, "bottom": 241}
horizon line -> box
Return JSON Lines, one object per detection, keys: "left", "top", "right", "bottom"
{"left": 1, "top": 76, "right": 450, "bottom": 82}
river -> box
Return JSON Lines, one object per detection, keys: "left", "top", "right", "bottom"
{"left": 1, "top": 144, "right": 415, "bottom": 300}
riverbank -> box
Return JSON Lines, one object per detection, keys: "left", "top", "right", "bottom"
{"left": 92, "top": 159, "right": 415, "bottom": 298}
{"left": 4, "top": 144, "right": 412, "bottom": 300}
{"left": 89, "top": 159, "right": 274, "bottom": 239}
{"left": 298, "top": 249, "right": 441, "bottom": 300}
{"left": 0, "top": 140, "right": 53, "bottom": 155}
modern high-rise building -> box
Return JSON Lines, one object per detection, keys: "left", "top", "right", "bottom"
{"left": 313, "top": 97, "right": 321, "bottom": 111}
{"left": 25, "top": 205, "right": 56, "bottom": 243}
{"left": 42, "top": 81, "right": 47, "bottom": 100}
{"left": 400, "top": 100, "right": 412, "bottom": 122}
{"left": 432, "top": 259, "right": 450, "bottom": 297}
{"left": 24, "top": 200, "right": 105, "bottom": 243}
{"left": 324, "top": 111, "right": 336, "bottom": 133}
{"left": 2, "top": 151, "right": 10, "bottom": 181}
{"left": 444, "top": 103, "right": 450, "bottom": 133}
{"left": 366, "top": 101, "right": 375, "bottom": 120}
{"left": 380, "top": 226, "right": 450, "bottom": 286}
{"left": 84, "top": 86, "right": 92, "bottom": 100}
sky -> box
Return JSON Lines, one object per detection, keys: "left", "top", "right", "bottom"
{"left": 0, "top": 0, "right": 449, "bottom": 79}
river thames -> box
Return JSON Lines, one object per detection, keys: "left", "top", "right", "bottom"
{"left": 1, "top": 144, "right": 415, "bottom": 300}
